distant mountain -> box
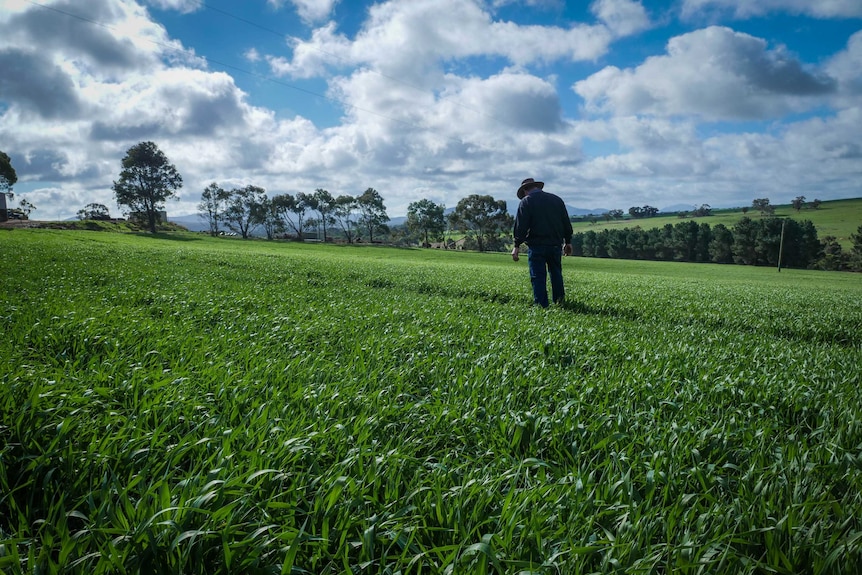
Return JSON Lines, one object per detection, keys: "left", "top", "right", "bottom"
{"left": 567, "top": 205, "right": 610, "bottom": 216}
{"left": 168, "top": 214, "right": 209, "bottom": 232}
{"left": 660, "top": 203, "right": 698, "bottom": 213}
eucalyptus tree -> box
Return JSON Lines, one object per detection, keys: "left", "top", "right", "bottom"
{"left": 356, "top": 188, "right": 389, "bottom": 243}
{"left": 333, "top": 194, "right": 358, "bottom": 243}
{"left": 0, "top": 150, "right": 16, "bottom": 199}
{"left": 112, "top": 141, "right": 182, "bottom": 233}
{"left": 406, "top": 198, "right": 445, "bottom": 246}
{"left": 273, "top": 192, "right": 313, "bottom": 239}
{"left": 259, "top": 195, "right": 284, "bottom": 240}
{"left": 199, "top": 183, "right": 231, "bottom": 236}
{"left": 76, "top": 203, "right": 111, "bottom": 220}
{"left": 449, "top": 194, "right": 512, "bottom": 252}
{"left": 312, "top": 188, "right": 337, "bottom": 241}
{"left": 224, "top": 185, "right": 266, "bottom": 239}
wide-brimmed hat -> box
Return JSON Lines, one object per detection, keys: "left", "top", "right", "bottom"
{"left": 517, "top": 178, "right": 544, "bottom": 199}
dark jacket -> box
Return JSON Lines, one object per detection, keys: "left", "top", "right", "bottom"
{"left": 513, "top": 189, "right": 573, "bottom": 247}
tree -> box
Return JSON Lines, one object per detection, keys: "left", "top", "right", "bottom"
{"left": 671, "top": 220, "right": 699, "bottom": 261}
{"left": 406, "top": 199, "right": 445, "bottom": 246}
{"left": 850, "top": 225, "right": 862, "bottom": 272}
{"left": 0, "top": 150, "right": 17, "bottom": 199}
{"left": 112, "top": 141, "right": 182, "bottom": 233}
{"left": 224, "top": 185, "right": 266, "bottom": 239}
{"left": 709, "top": 223, "right": 734, "bottom": 263}
{"left": 752, "top": 198, "right": 774, "bottom": 216}
{"left": 754, "top": 217, "right": 785, "bottom": 267}
{"left": 628, "top": 205, "right": 659, "bottom": 219}
{"left": 732, "top": 217, "right": 760, "bottom": 265}
{"left": 816, "top": 236, "right": 848, "bottom": 271}
{"left": 810, "top": 198, "right": 822, "bottom": 209}
{"left": 258, "top": 195, "right": 284, "bottom": 240}
{"left": 608, "top": 209, "right": 624, "bottom": 220}
{"left": 798, "top": 220, "right": 822, "bottom": 267}
{"left": 199, "top": 183, "right": 231, "bottom": 236}
{"left": 272, "top": 192, "right": 313, "bottom": 239}
{"left": 791, "top": 196, "right": 806, "bottom": 212}
{"left": 311, "top": 189, "right": 337, "bottom": 241}
{"left": 692, "top": 204, "right": 712, "bottom": 217}
{"left": 356, "top": 188, "right": 389, "bottom": 243}
{"left": 77, "top": 203, "right": 111, "bottom": 220}
{"left": 18, "top": 198, "right": 36, "bottom": 218}
{"left": 449, "top": 194, "right": 512, "bottom": 252}
{"left": 333, "top": 194, "right": 358, "bottom": 243}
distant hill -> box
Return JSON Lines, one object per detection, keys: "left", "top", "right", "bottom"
{"left": 570, "top": 197, "right": 862, "bottom": 249}
{"left": 168, "top": 214, "right": 208, "bottom": 232}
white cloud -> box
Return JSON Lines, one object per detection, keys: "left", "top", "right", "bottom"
{"left": 270, "top": 0, "right": 614, "bottom": 83}
{"left": 591, "top": 0, "right": 651, "bottom": 37}
{"left": 267, "top": 0, "right": 340, "bottom": 23}
{"left": 268, "top": 22, "right": 352, "bottom": 79}
{"left": 574, "top": 26, "right": 835, "bottom": 120}
{"left": 827, "top": 30, "right": 862, "bottom": 104}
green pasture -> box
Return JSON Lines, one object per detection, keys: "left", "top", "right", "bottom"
{"left": 572, "top": 197, "right": 862, "bottom": 248}
{"left": 2, "top": 229, "right": 861, "bottom": 574}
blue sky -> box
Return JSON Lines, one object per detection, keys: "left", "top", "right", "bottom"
{"left": 1, "top": 0, "right": 861, "bottom": 220}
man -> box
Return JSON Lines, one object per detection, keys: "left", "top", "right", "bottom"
{"left": 511, "top": 178, "right": 573, "bottom": 307}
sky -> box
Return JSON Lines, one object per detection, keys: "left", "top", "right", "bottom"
{"left": 1, "top": 0, "right": 861, "bottom": 221}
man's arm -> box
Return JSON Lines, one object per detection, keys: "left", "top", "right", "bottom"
{"left": 512, "top": 201, "right": 528, "bottom": 262}
{"left": 561, "top": 200, "right": 573, "bottom": 256}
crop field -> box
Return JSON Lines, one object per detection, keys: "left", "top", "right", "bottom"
{"left": 2, "top": 229, "right": 861, "bottom": 574}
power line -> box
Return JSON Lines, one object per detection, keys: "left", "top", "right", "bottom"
{"left": 198, "top": 1, "right": 513, "bottom": 130}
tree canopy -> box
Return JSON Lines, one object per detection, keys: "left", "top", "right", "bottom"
{"left": 407, "top": 199, "right": 446, "bottom": 246}
{"left": 112, "top": 141, "right": 182, "bottom": 233}
{"left": 199, "top": 183, "right": 231, "bottom": 236}
{"left": 0, "top": 150, "right": 17, "bottom": 197}
{"left": 77, "top": 203, "right": 111, "bottom": 220}
{"left": 356, "top": 188, "right": 389, "bottom": 243}
{"left": 224, "top": 185, "right": 266, "bottom": 239}
{"left": 449, "top": 194, "right": 512, "bottom": 252}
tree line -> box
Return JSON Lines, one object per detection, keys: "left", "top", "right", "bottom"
{"left": 571, "top": 217, "right": 862, "bottom": 272}
{"left": 4, "top": 142, "right": 861, "bottom": 271}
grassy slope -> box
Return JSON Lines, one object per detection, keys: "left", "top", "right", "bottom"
{"left": 571, "top": 197, "right": 862, "bottom": 248}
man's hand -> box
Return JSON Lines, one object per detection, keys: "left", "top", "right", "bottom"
{"left": 511, "top": 246, "right": 519, "bottom": 262}
{"left": 563, "top": 243, "right": 572, "bottom": 256}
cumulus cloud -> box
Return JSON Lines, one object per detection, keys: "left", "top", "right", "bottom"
{"left": 0, "top": 0, "right": 190, "bottom": 78}
{"left": 0, "top": 49, "right": 82, "bottom": 119}
{"left": 827, "top": 30, "right": 862, "bottom": 101}
{"left": 591, "top": 0, "right": 651, "bottom": 37}
{"left": 436, "top": 73, "right": 565, "bottom": 134}
{"left": 270, "top": 0, "right": 614, "bottom": 82}
{"left": 574, "top": 26, "right": 835, "bottom": 120}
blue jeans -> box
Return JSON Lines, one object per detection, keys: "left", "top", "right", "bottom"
{"left": 528, "top": 245, "right": 564, "bottom": 307}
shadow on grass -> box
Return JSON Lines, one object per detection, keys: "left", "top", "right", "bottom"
{"left": 132, "top": 232, "right": 202, "bottom": 242}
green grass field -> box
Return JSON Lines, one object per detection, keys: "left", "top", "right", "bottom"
{"left": 2, "top": 229, "right": 861, "bottom": 574}
{"left": 572, "top": 198, "right": 862, "bottom": 249}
